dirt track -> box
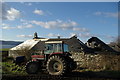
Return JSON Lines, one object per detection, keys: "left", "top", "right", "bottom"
{"left": 2, "top": 71, "right": 120, "bottom": 80}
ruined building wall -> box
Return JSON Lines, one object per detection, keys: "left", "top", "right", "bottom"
{"left": 70, "top": 52, "right": 120, "bottom": 71}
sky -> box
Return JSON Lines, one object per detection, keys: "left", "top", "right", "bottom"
{"left": 1, "top": 2, "right": 119, "bottom": 43}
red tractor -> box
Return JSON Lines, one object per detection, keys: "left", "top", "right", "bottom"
{"left": 26, "top": 41, "right": 76, "bottom": 75}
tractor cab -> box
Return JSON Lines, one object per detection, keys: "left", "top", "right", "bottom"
{"left": 31, "top": 41, "right": 69, "bottom": 61}
{"left": 44, "top": 41, "right": 69, "bottom": 54}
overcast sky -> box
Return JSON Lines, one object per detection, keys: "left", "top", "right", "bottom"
{"left": 1, "top": 2, "right": 119, "bottom": 43}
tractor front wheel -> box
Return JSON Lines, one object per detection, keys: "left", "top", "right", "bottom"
{"left": 26, "top": 61, "right": 40, "bottom": 74}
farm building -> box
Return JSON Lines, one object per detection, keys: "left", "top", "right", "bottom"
{"left": 9, "top": 35, "right": 89, "bottom": 59}
{"left": 86, "top": 37, "right": 118, "bottom": 52}
{"left": 9, "top": 33, "right": 119, "bottom": 60}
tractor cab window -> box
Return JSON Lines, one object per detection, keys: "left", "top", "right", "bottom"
{"left": 45, "top": 43, "right": 63, "bottom": 54}
{"left": 54, "top": 43, "right": 62, "bottom": 52}
{"left": 63, "top": 44, "right": 69, "bottom": 52}
{"left": 46, "top": 44, "right": 53, "bottom": 50}
{"left": 45, "top": 44, "right": 53, "bottom": 54}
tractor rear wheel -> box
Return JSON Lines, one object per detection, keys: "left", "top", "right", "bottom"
{"left": 47, "top": 56, "right": 67, "bottom": 75}
{"left": 26, "top": 61, "right": 40, "bottom": 74}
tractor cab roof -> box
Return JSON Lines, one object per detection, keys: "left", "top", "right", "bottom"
{"left": 45, "top": 41, "right": 63, "bottom": 44}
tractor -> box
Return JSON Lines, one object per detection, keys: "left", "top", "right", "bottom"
{"left": 26, "top": 41, "right": 76, "bottom": 75}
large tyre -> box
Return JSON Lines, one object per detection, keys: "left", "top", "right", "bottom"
{"left": 47, "top": 56, "right": 67, "bottom": 75}
{"left": 26, "top": 61, "right": 40, "bottom": 74}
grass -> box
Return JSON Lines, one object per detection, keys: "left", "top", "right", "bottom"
{"left": 2, "top": 61, "right": 27, "bottom": 75}
{"left": 0, "top": 48, "right": 10, "bottom": 51}
{"left": 0, "top": 48, "right": 9, "bottom": 55}
{"left": 1, "top": 50, "right": 26, "bottom": 75}
{"left": 0, "top": 48, "right": 9, "bottom": 58}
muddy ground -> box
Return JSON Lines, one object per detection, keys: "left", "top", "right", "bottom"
{"left": 2, "top": 71, "right": 120, "bottom": 80}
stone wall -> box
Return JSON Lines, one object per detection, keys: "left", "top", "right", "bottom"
{"left": 70, "top": 52, "right": 120, "bottom": 71}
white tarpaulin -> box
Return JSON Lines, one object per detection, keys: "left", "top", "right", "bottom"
{"left": 10, "top": 40, "right": 40, "bottom": 50}
{"left": 9, "top": 38, "right": 49, "bottom": 57}
{"left": 9, "top": 39, "right": 40, "bottom": 57}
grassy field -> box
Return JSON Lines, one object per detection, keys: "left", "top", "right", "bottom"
{"left": 0, "top": 48, "right": 9, "bottom": 51}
